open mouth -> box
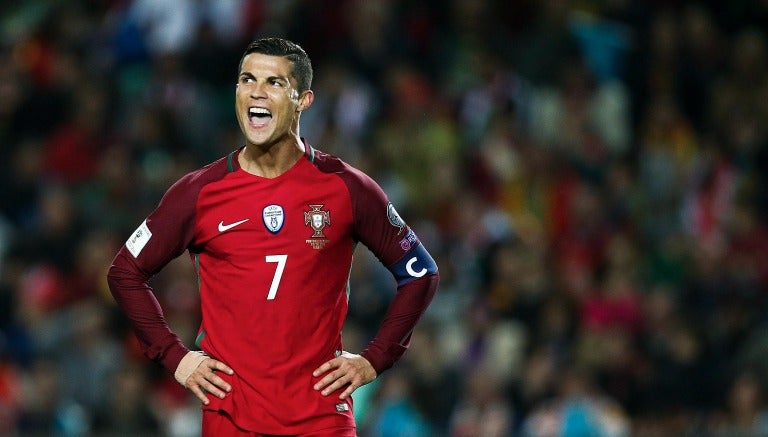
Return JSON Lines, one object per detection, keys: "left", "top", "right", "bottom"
{"left": 248, "top": 107, "right": 272, "bottom": 126}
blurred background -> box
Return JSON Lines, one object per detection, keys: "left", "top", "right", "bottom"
{"left": 1, "top": 0, "right": 768, "bottom": 436}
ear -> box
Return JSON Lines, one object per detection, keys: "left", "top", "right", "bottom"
{"left": 297, "top": 90, "right": 314, "bottom": 112}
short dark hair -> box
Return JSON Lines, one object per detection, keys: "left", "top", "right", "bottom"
{"left": 238, "top": 37, "right": 313, "bottom": 92}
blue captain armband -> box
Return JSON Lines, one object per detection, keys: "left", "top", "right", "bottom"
{"left": 388, "top": 244, "right": 438, "bottom": 286}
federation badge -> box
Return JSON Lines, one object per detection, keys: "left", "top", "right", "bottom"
{"left": 304, "top": 204, "right": 331, "bottom": 249}
{"left": 262, "top": 204, "right": 285, "bottom": 234}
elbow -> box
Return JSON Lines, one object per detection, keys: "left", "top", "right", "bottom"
{"left": 105, "top": 251, "right": 149, "bottom": 297}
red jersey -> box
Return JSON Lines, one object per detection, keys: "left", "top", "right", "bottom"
{"left": 107, "top": 142, "right": 439, "bottom": 434}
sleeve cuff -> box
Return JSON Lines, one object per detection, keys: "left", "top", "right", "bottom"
{"left": 361, "top": 342, "right": 407, "bottom": 375}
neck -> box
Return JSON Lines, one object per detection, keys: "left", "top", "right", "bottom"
{"left": 239, "top": 135, "right": 305, "bottom": 178}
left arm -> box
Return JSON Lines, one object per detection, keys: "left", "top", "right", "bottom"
{"left": 313, "top": 165, "right": 439, "bottom": 398}
{"left": 312, "top": 249, "right": 439, "bottom": 399}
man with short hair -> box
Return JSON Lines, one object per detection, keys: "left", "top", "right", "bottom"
{"left": 107, "top": 37, "right": 439, "bottom": 436}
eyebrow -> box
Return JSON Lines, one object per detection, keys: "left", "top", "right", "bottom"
{"left": 238, "top": 72, "right": 290, "bottom": 84}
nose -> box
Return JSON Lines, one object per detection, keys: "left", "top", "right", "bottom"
{"left": 249, "top": 80, "right": 268, "bottom": 99}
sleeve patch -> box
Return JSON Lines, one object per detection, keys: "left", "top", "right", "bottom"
{"left": 387, "top": 203, "right": 406, "bottom": 234}
{"left": 126, "top": 220, "right": 152, "bottom": 258}
{"left": 388, "top": 244, "right": 438, "bottom": 286}
{"left": 399, "top": 229, "right": 419, "bottom": 251}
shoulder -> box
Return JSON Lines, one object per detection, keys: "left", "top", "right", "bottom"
{"left": 309, "top": 147, "right": 381, "bottom": 195}
{"left": 162, "top": 153, "right": 232, "bottom": 203}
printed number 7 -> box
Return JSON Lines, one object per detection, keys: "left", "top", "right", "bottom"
{"left": 265, "top": 255, "right": 287, "bottom": 300}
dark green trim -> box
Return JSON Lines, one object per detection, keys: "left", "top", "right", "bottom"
{"left": 195, "top": 330, "right": 206, "bottom": 348}
{"left": 308, "top": 144, "right": 315, "bottom": 163}
{"left": 227, "top": 151, "right": 236, "bottom": 172}
{"left": 346, "top": 242, "right": 357, "bottom": 302}
{"left": 193, "top": 254, "right": 204, "bottom": 348}
{"left": 194, "top": 254, "right": 201, "bottom": 291}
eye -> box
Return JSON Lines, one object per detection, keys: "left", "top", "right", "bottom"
{"left": 240, "top": 76, "right": 255, "bottom": 84}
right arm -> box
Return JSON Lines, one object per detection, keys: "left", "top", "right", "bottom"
{"left": 106, "top": 173, "right": 232, "bottom": 403}
{"left": 107, "top": 241, "right": 189, "bottom": 371}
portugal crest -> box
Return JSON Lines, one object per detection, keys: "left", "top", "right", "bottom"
{"left": 262, "top": 204, "right": 285, "bottom": 234}
{"left": 304, "top": 204, "right": 331, "bottom": 249}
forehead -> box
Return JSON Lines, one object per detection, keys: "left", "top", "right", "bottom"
{"left": 239, "top": 53, "right": 294, "bottom": 78}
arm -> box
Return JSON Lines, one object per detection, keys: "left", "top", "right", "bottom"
{"left": 312, "top": 238, "right": 439, "bottom": 399}
{"left": 352, "top": 181, "right": 440, "bottom": 374}
{"left": 313, "top": 163, "right": 439, "bottom": 398}
{"left": 108, "top": 252, "right": 234, "bottom": 404}
{"left": 106, "top": 169, "right": 233, "bottom": 403}
{"left": 360, "top": 257, "right": 440, "bottom": 373}
{"left": 107, "top": 247, "right": 189, "bottom": 371}
{"left": 313, "top": 244, "right": 439, "bottom": 399}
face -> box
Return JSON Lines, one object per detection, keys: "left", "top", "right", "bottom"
{"left": 235, "top": 53, "right": 313, "bottom": 148}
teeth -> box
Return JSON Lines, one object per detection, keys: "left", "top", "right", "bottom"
{"left": 249, "top": 107, "right": 271, "bottom": 116}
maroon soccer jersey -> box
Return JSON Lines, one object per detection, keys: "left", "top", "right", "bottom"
{"left": 108, "top": 142, "right": 439, "bottom": 434}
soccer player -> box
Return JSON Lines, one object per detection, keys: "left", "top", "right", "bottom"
{"left": 107, "top": 37, "right": 439, "bottom": 436}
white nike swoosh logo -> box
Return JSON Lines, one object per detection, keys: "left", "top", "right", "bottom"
{"left": 218, "top": 219, "right": 249, "bottom": 232}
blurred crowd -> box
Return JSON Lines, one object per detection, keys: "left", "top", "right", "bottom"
{"left": 1, "top": 0, "right": 768, "bottom": 436}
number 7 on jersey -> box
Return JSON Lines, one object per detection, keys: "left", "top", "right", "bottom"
{"left": 265, "top": 255, "right": 287, "bottom": 300}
